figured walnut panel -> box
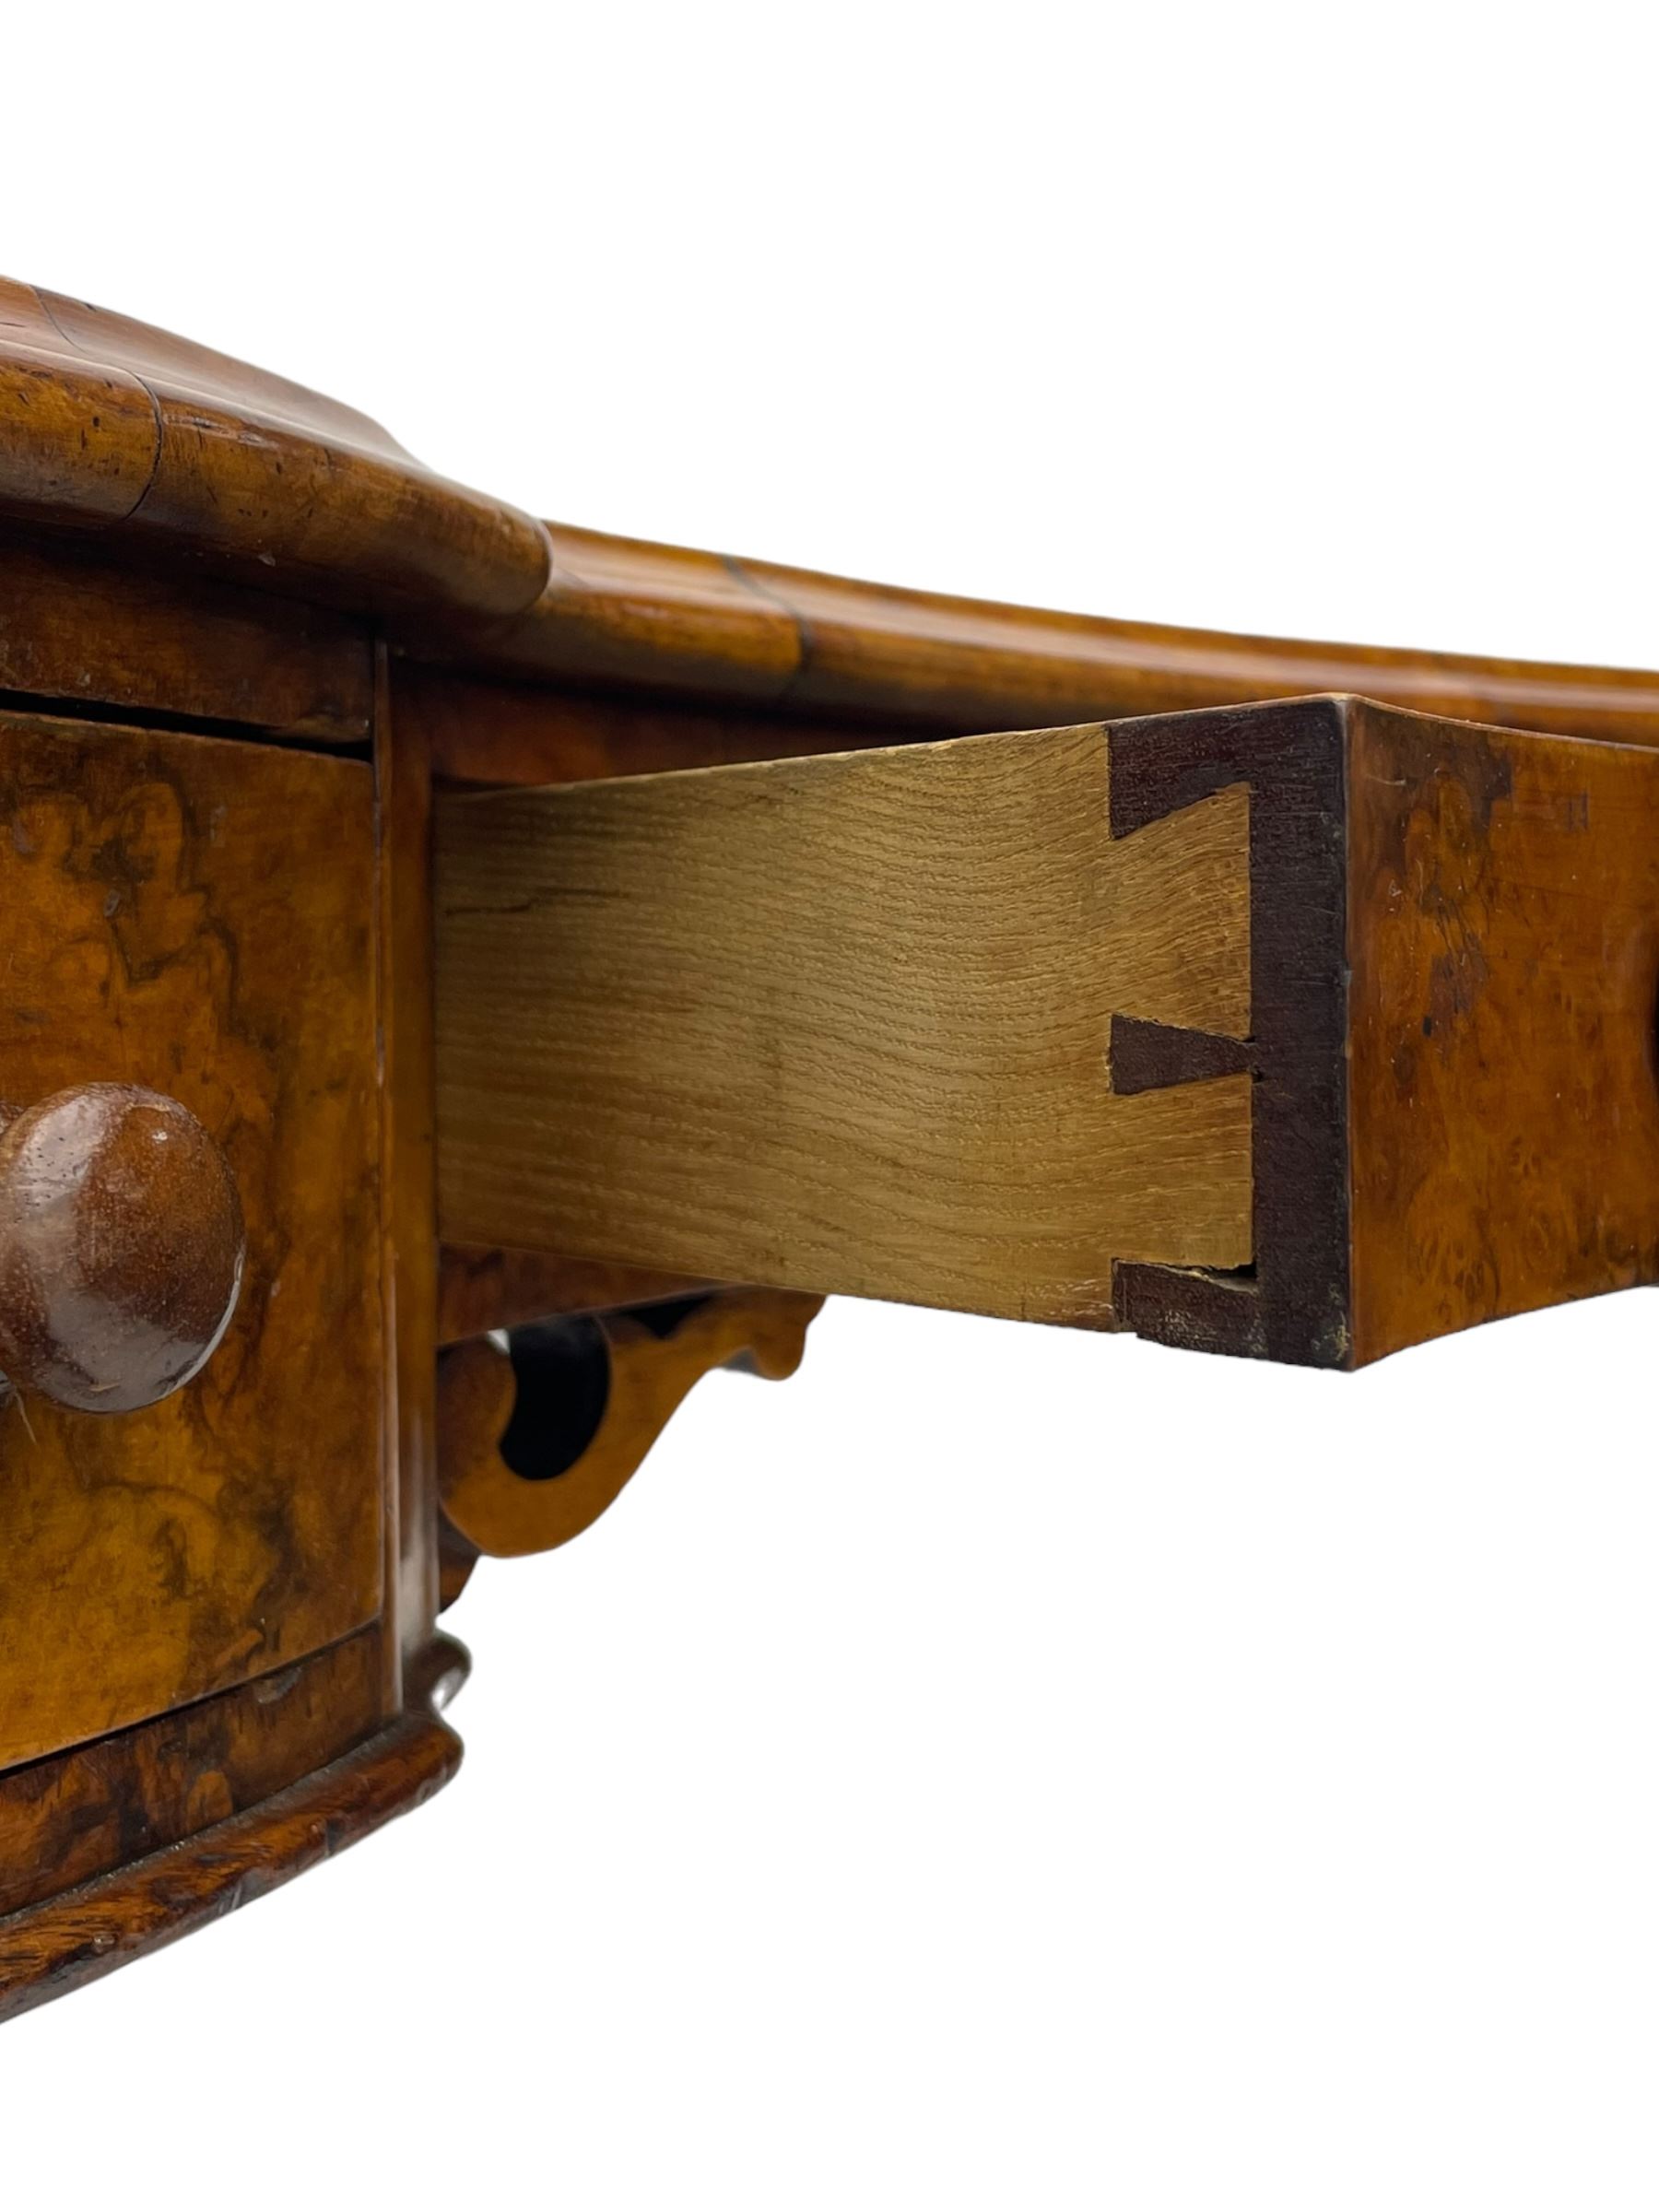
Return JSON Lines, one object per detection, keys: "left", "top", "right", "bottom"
{"left": 0, "top": 1628, "right": 382, "bottom": 1920}
{"left": 1348, "top": 701, "right": 1659, "bottom": 1363}
{"left": 0, "top": 713, "right": 383, "bottom": 1770}
{"left": 0, "top": 1703, "right": 462, "bottom": 2026}
{"left": 436, "top": 724, "right": 1253, "bottom": 1325}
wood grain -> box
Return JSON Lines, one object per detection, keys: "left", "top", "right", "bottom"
{"left": 0, "top": 712, "right": 383, "bottom": 1770}
{"left": 0, "top": 1704, "right": 461, "bottom": 2025}
{"left": 398, "top": 661, "right": 883, "bottom": 793}
{"left": 376, "top": 647, "right": 441, "bottom": 1696}
{"left": 0, "top": 529, "right": 372, "bottom": 741}
{"left": 0, "top": 281, "right": 159, "bottom": 524}
{"left": 10, "top": 273, "right": 1659, "bottom": 761}
{"left": 1108, "top": 699, "right": 1351, "bottom": 1368}
{"left": 735, "top": 557, "right": 1659, "bottom": 744}
{"left": 0, "top": 1628, "right": 382, "bottom": 1920}
{"left": 1348, "top": 700, "right": 1659, "bottom": 1361}
{"left": 436, "top": 725, "right": 1253, "bottom": 1324}
{"left": 438, "top": 1288, "right": 822, "bottom": 1558}
{"left": 471, "top": 525, "right": 799, "bottom": 698}
{"left": 421, "top": 521, "right": 1659, "bottom": 753}
{"left": 437, "top": 1243, "right": 712, "bottom": 1345}
{"left": 0, "top": 278, "right": 550, "bottom": 620}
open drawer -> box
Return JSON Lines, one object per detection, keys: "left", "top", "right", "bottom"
{"left": 435, "top": 693, "right": 1659, "bottom": 1371}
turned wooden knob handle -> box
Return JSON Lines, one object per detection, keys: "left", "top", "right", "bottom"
{"left": 0, "top": 1084, "right": 245, "bottom": 1415}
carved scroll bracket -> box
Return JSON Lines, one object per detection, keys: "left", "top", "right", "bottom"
{"left": 436, "top": 1288, "right": 823, "bottom": 1581}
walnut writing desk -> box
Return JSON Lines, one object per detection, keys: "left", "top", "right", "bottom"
{"left": 1, "top": 278, "right": 1655, "bottom": 2019}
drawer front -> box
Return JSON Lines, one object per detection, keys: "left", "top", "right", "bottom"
{"left": 0, "top": 712, "right": 382, "bottom": 1769}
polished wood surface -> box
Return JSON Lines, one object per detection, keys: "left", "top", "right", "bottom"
{"left": 0, "top": 529, "right": 371, "bottom": 743}
{"left": 1348, "top": 702, "right": 1659, "bottom": 1361}
{"left": 0, "top": 712, "right": 382, "bottom": 1770}
{"left": 0, "top": 281, "right": 159, "bottom": 522}
{"left": 0, "top": 1083, "right": 243, "bottom": 1413}
{"left": 475, "top": 527, "right": 799, "bottom": 699}
{"left": 438, "top": 1289, "right": 821, "bottom": 1559}
{"left": 436, "top": 725, "right": 1253, "bottom": 1324}
{"left": 376, "top": 648, "right": 441, "bottom": 1696}
{"left": 401, "top": 661, "right": 876, "bottom": 794}
{"left": 0, "top": 278, "right": 547, "bottom": 619}
{"left": 6, "top": 276, "right": 1659, "bottom": 760}
{"left": 440, "top": 523, "right": 1659, "bottom": 751}
{"left": 0, "top": 1628, "right": 381, "bottom": 1920}
{"left": 0, "top": 1702, "right": 462, "bottom": 2026}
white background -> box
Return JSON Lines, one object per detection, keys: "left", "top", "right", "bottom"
{"left": 6, "top": 6, "right": 1659, "bottom": 2205}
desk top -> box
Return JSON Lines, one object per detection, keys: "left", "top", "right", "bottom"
{"left": 4, "top": 274, "right": 1659, "bottom": 753}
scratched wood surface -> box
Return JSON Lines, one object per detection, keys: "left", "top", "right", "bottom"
{"left": 436, "top": 724, "right": 1253, "bottom": 1324}
{"left": 0, "top": 712, "right": 383, "bottom": 1770}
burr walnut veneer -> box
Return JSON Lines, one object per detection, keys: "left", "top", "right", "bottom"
{"left": 0, "top": 276, "right": 1655, "bottom": 2018}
